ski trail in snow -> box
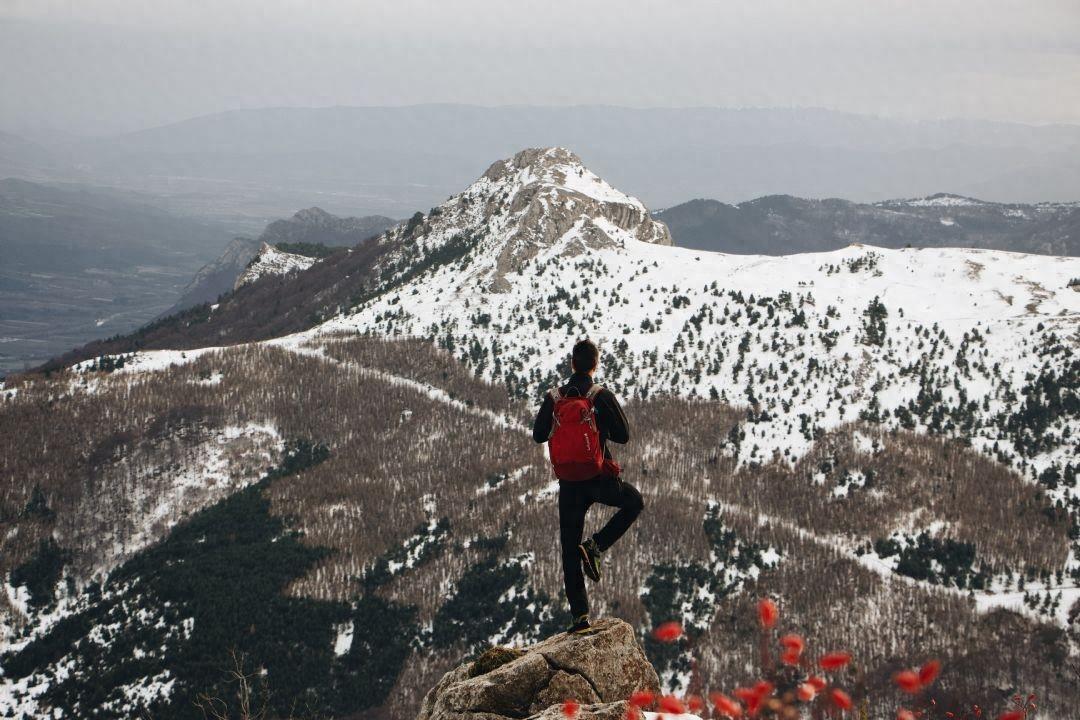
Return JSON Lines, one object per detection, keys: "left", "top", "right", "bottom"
{"left": 269, "top": 337, "right": 528, "bottom": 433}
{"left": 717, "top": 498, "right": 967, "bottom": 599}
{"left": 716, "top": 500, "right": 1079, "bottom": 627}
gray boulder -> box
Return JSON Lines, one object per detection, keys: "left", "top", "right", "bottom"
{"left": 417, "top": 618, "right": 660, "bottom": 720}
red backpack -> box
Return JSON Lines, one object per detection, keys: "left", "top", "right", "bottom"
{"left": 547, "top": 384, "right": 606, "bottom": 481}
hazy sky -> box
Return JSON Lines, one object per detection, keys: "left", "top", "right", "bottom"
{"left": 3, "top": 0, "right": 1079, "bottom": 135}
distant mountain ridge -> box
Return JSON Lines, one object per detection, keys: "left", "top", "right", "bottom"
{"left": 6, "top": 105, "right": 1080, "bottom": 220}
{"left": 657, "top": 192, "right": 1080, "bottom": 256}
{"left": 166, "top": 207, "right": 397, "bottom": 314}
{"left": 259, "top": 206, "right": 396, "bottom": 247}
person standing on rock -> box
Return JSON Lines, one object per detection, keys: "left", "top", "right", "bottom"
{"left": 532, "top": 338, "right": 644, "bottom": 633}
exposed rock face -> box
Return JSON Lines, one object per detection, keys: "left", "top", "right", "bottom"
{"left": 167, "top": 235, "right": 263, "bottom": 314}
{"left": 416, "top": 619, "right": 659, "bottom": 720}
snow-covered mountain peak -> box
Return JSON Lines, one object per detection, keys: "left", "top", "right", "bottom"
{"left": 375, "top": 147, "right": 671, "bottom": 293}
{"left": 476, "top": 147, "right": 645, "bottom": 211}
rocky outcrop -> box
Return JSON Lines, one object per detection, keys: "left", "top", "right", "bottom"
{"left": 416, "top": 619, "right": 660, "bottom": 720}
{"left": 479, "top": 148, "right": 671, "bottom": 291}
{"left": 373, "top": 146, "right": 673, "bottom": 294}
{"left": 166, "top": 235, "right": 263, "bottom": 314}
{"left": 260, "top": 207, "right": 397, "bottom": 247}
{"left": 233, "top": 242, "right": 317, "bottom": 289}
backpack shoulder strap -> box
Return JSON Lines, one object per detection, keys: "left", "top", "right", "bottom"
{"left": 585, "top": 384, "right": 604, "bottom": 400}
{"left": 547, "top": 386, "right": 565, "bottom": 433}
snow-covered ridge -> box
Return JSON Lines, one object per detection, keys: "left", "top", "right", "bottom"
{"left": 68, "top": 148, "right": 1079, "bottom": 494}
{"left": 233, "top": 242, "right": 317, "bottom": 289}
{"left": 892, "top": 193, "right": 986, "bottom": 208}
{"left": 317, "top": 150, "right": 1078, "bottom": 491}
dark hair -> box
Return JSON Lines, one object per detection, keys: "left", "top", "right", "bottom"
{"left": 571, "top": 338, "right": 599, "bottom": 373}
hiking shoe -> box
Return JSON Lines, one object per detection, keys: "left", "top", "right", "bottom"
{"left": 579, "top": 537, "right": 603, "bottom": 583}
{"left": 567, "top": 614, "right": 591, "bottom": 634}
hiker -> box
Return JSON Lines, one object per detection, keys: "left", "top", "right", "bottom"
{"left": 532, "top": 338, "right": 644, "bottom": 633}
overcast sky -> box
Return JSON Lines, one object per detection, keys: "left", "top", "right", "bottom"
{"left": 3, "top": 0, "right": 1079, "bottom": 135}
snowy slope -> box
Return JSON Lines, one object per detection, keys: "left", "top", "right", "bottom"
{"left": 67, "top": 147, "right": 1078, "bottom": 487}
{"left": 56, "top": 147, "right": 1077, "bottom": 491}
{"left": 314, "top": 149, "right": 1077, "bottom": 481}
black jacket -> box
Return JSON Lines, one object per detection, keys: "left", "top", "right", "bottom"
{"left": 532, "top": 372, "right": 630, "bottom": 461}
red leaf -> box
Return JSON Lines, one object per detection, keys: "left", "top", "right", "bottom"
{"left": 752, "top": 681, "right": 775, "bottom": 699}
{"left": 894, "top": 670, "right": 922, "bottom": 694}
{"left": 830, "top": 689, "right": 853, "bottom": 711}
{"left": 896, "top": 710, "right": 917, "bottom": 720}
{"left": 819, "top": 651, "right": 853, "bottom": 671}
{"left": 629, "top": 690, "right": 655, "bottom": 708}
{"left": 733, "top": 687, "right": 763, "bottom": 716}
{"left": 779, "top": 633, "right": 805, "bottom": 653}
{"left": 733, "top": 688, "right": 757, "bottom": 703}
{"left": 918, "top": 659, "right": 941, "bottom": 686}
{"left": 797, "top": 683, "right": 817, "bottom": 702}
{"left": 562, "top": 700, "right": 580, "bottom": 719}
{"left": 781, "top": 648, "right": 801, "bottom": 666}
{"left": 757, "top": 598, "right": 779, "bottom": 629}
{"left": 996, "top": 713, "right": 1025, "bottom": 720}
{"left": 687, "top": 695, "right": 704, "bottom": 713}
{"left": 807, "top": 675, "right": 827, "bottom": 691}
{"left": 709, "top": 692, "right": 743, "bottom": 719}
{"left": 659, "top": 695, "right": 686, "bottom": 715}
{"left": 652, "top": 621, "right": 684, "bottom": 643}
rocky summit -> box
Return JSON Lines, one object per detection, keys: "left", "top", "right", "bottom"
{"left": 417, "top": 619, "right": 660, "bottom": 720}
{"left": 384, "top": 146, "right": 671, "bottom": 293}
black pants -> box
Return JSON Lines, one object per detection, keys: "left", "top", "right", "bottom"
{"left": 558, "top": 476, "right": 644, "bottom": 617}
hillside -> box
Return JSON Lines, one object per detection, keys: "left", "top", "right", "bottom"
{"left": 166, "top": 207, "right": 397, "bottom": 314}
{"left": 656, "top": 194, "right": 1080, "bottom": 256}
{"left": 2, "top": 148, "right": 1078, "bottom": 719}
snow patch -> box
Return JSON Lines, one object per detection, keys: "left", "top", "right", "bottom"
{"left": 904, "top": 195, "right": 983, "bottom": 207}
{"left": 235, "top": 243, "right": 317, "bottom": 288}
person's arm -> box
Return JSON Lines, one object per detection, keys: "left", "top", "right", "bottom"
{"left": 596, "top": 389, "right": 630, "bottom": 444}
{"left": 532, "top": 393, "right": 555, "bottom": 443}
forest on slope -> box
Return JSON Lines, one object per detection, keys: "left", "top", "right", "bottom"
{"left": 1, "top": 335, "right": 1077, "bottom": 719}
